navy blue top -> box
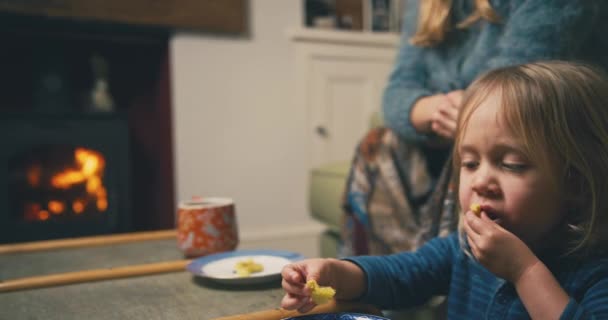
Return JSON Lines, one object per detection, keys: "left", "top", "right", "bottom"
{"left": 346, "top": 233, "right": 608, "bottom": 319}
{"left": 384, "top": 0, "right": 608, "bottom": 142}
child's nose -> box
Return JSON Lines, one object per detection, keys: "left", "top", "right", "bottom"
{"left": 471, "top": 165, "right": 500, "bottom": 197}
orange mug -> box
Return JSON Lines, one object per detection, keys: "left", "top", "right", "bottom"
{"left": 176, "top": 197, "right": 239, "bottom": 258}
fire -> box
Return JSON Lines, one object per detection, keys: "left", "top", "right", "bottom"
{"left": 24, "top": 147, "right": 108, "bottom": 222}
{"left": 51, "top": 148, "right": 105, "bottom": 190}
{"left": 38, "top": 210, "right": 50, "bottom": 221}
{"left": 73, "top": 199, "right": 86, "bottom": 214}
{"left": 48, "top": 200, "right": 65, "bottom": 214}
{"left": 27, "top": 164, "right": 42, "bottom": 187}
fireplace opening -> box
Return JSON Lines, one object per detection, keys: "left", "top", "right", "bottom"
{"left": 13, "top": 146, "right": 110, "bottom": 223}
{"left": 0, "top": 16, "right": 175, "bottom": 244}
{"left": 0, "top": 114, "right": 131, "bottom": 243}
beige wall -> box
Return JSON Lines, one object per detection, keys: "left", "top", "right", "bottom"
{"left": 171, "top": 0, "right": 323, "bottom": 251}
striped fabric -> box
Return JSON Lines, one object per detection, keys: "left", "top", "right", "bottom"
{"left": 346, "top": 233, "right": 608, "bottom": 319}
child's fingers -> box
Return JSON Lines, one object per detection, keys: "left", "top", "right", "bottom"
{"left": 282, "top": 277, "right": 308, "bottom": 296}
{"left": 464, "top": 215, "right": 480, "bottom": 244}
{"left": 281, "top": 264, "right": 305, "bottom": 284}
{"left": 479, "top": 211, "right": 494, "bottom": 223}
{"left": 467, "top": 234, "right": 481, "bottom": 259}
{"left": 464, "top": 211, "right": 484, "bottom": 235}
{"left": 297, "top": 300, "right": 317, "bottom": 314}
{"left": 281, "top": 293, "right": 310, "bottom": 311}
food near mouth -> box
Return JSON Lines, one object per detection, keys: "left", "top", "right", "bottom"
{"left": 233, "top": 258, "right": 264, "bottom": 277}
{"left": 470, "top": 203, "right": 481, "bottom": 216}
{"left": 306, "top": 279, "right": 336, "bottom": 304}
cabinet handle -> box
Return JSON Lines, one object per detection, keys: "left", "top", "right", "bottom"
{"left": 316, "top": 125, "right": 329, "bottom": 138}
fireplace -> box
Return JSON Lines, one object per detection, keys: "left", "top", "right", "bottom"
{"left": 0, "top": 15, "right": 176, "bottom": 243}
{"left": 0, "top": 115, "right": 130, "bottom": 243}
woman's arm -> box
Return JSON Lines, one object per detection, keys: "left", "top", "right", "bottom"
{"left": 382, "top": 0, "right": 437, "bottom": 143}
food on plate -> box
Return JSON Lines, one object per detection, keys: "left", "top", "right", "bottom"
{"left": 470, "top": 203, "right": 481, "bottom": 216}
{"left": 306, "top": 279, "right": 336, "bottom": 304}
{"left": 233, "top": 258, "right": 264, "bottom": 277}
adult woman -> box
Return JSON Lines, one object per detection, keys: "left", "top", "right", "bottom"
{"left": 341, "top": 0, "right": 608, "bottom": 256}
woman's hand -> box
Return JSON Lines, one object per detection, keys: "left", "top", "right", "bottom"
{"left": 430, "top": 90, "right": 464, "bottom": 140}
{"left": 411, "top": 90, "right": 464, "bottom": 140}
{"left": 463, "top": 210, "right": 539, "bottom": 283}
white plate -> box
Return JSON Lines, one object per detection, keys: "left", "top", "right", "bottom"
{"left": 186, "top": 249, "right": 304, "bottom": 285}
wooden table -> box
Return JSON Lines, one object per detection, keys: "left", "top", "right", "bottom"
{"left": 0, "top": 231, "right": 380, "bottom": 320}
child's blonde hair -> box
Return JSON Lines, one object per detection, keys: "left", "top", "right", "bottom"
{"left": 410, "top": 0, "right": 501, "bottom": 47}
{"left": 453, "top": 61, "right": 608, "bottom": 258}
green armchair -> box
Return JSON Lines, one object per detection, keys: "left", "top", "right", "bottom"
{"left": 309, "top": 161, "right": 351, "bottom": 258}
{"left": 308, "top": 112, "right": 383, "bottom": 258}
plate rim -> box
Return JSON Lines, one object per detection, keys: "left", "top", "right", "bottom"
{"left": 281, "top": 312, "right": 390, "bottom": 320}
{"left": 186, "top": 249, "right": 305, "bottom": 283}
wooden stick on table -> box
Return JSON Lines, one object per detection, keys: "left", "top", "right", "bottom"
{"left": 212, "top": 300, "right": 383, "bottom": 320}
{"left": 0, "top": 259, "right": 191, "bottom": 293}
{"left": 0, "top": 229, "right": 176, "bottom": 254}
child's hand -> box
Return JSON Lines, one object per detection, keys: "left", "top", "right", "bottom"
{"left": 280, "top": 258, "right": 336, "bottom": 313}
{"left": 464, "top": 210, "right": 539, "bottom": 283}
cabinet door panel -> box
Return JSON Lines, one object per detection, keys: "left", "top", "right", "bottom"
{"left": 310, "top": 58, "right": 392, "bottom": 166}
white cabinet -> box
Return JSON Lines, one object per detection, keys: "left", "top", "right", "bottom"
{"left": 288, "top": 28, "right": 399, "bottom": 167}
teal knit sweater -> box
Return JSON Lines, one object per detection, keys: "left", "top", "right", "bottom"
{"left": 384, "top": 0, "right": 608, "bottom": 142}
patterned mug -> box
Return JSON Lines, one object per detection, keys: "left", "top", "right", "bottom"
{"left": 176, "top": 197, "right": 239, "bottom": 257}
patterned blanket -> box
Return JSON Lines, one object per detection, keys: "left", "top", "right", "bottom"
{"left": 341, "top": 127, "right": 458, "bottom": 256}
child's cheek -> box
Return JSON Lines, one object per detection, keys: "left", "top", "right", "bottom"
{"left": 458, "top": 174, "right": 473, "bottom": 212}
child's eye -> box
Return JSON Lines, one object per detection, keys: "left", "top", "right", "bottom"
{"left": 461, "top": 161, "right": 478, "bottom": 170}
{"left": 502, "top": 163, "right": 528, "bottom": 172}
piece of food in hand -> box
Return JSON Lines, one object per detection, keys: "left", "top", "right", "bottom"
{"left": 233, "top": 258, "right": 264, "bottom": 277}
{"left": 306, "top": 279, "right": 336, "bottom": 304}
{"left": 470, "top": 203, "right": 481, "bottom": 216}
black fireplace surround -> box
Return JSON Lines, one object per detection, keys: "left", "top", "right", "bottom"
{"left": 0, "top": 114, "right": 130, "bottom": 243}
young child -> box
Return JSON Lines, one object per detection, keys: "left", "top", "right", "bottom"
{"left": 281, "top": 61, "right": 608, "bottom": 319}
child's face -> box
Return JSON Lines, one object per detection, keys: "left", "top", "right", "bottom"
{"left": 457, "top": 93, "right": 565, "bottom": 247}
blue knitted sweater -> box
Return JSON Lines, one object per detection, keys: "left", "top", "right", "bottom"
{"left": 346, "top": 233, "right": 608, "bottom": 319}
{"left": 384, "top": 0, "right": 608, "bottom": 142}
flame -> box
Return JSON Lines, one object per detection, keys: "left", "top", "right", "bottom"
{"left": 24, "top": 203, "right": 42, "bottom": 221}
{"left": 47, "top": 148, "right": 108, "bottom": 217}
{"left": 52, "top": 170, "right": 86, "bottom": 188}
{"left": 48, "top": 200, "right": 65, "bottom": 214}
{"left": 51, "top": 148, "right": 105, "bottom": 190}
{"left": 23, "top": 148, "right": 108, "bottom": 222}
{"left": 73, "top": 199, "right": 86, "bottom": 214}
{"left": 38, "top": 210, "right": 50, "bottom": 221}
{"left": 97, "top": 198, "right": 108, "bottom": 211}
{"left": 27, "top": 165, "right": 42, "bottom": 187}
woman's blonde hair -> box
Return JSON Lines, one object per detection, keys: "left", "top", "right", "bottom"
{"left": 410, "top": 0, "right": 501, "bottom": 47}
{"left": 453, "top": 61, "right": 608, "bottom": 258}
